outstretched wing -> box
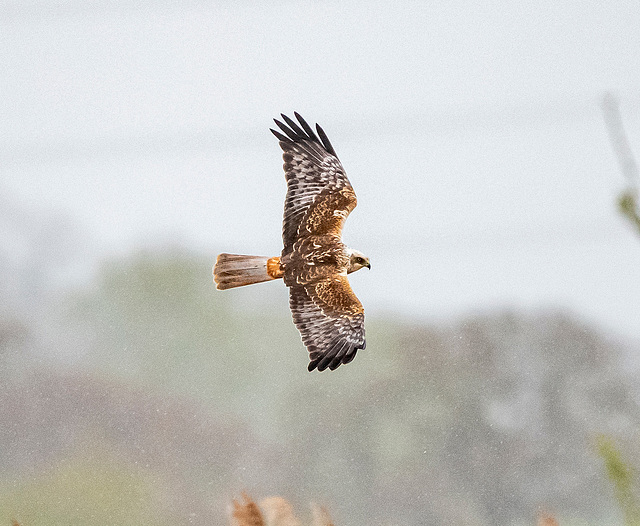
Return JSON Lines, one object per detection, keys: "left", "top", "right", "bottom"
{"left": 271, "top": 113, "right": 357, "bottom": 252}
{"left": 289, "top": 276, "right": 366, "bottom": 372}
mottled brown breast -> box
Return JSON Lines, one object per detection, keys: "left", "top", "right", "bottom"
{"left": 282, "top": 235, "right": 349, "bottom": 287}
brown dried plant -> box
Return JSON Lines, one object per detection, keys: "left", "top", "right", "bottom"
{"left": 537, "top": 512, "right": 559, "bottom": 526}
{"left": 231, "top": 493, "right": 265, "bottom": 526}
{"left": 310, "top": 503, "right": 335, "bottom": 526}
{"left": 259, "top": 497, "right": 300, "bottom": 526}
{"left": 230, "top": 494, "right": 335, "bottom": 526}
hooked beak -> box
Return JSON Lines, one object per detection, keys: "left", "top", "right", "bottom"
{"left": 366, "top": 261, "right": 371, "bottom": 269}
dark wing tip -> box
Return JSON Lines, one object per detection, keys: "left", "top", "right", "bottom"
{"left": 270, "top": 128, "right": 290, "bottom": 142}
{"left": 293, "top": 112, "right": 320, "bottom": 143}
{"left": 280, "top": 113, "right": 306, "bottom": 138}
{"left": 307, "top": 340, "right": 364, "bottom": 372}
{"left": 273, "top": 112, "right": 338, "bottom": 158}
{"left": 315, "top": 123, "right": 337, "bottom": 156}
{"left": 342, "top": 349, "right": 359, "bottom": 365}
{"left": 307, "top": 351, "right": 359, "bottom": 372}
{"left": 273, "top": 118, "right": 301, "bottom": 142}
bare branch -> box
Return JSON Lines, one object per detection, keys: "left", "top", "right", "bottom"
{"left": 600, "top": 92, "right": 640, "bottom": 235}
{"left": 601, "top": 93, "right": 639, "bottom": 184}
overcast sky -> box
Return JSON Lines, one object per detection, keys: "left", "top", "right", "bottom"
{"left": 2, "top": 0, "right": 640, "bottom": 339}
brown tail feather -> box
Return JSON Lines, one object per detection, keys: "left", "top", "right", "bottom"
{"left": 213, "top": 253, "right": 282, "bottom": 290}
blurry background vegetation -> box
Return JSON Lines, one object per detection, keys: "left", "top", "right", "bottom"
{"left": 1, "top": 202, "right": 640, "bottom": 525}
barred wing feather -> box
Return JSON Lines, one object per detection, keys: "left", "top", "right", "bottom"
{"left": 271, "top": 113, "right": 357, "bottom": 251}
{"left": 289, "top": 276, "right": 365, "bottom": 372}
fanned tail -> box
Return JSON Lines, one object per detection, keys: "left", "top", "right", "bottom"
{"left": 213, "top": 253, "right": 282, "bottom": 290}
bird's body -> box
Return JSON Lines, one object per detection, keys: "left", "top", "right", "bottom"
{"left": 213, "top": 113, "right": 369, "bottom": 372}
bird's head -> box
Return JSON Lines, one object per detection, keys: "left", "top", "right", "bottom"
{"left": 346, "top": 248, "right": 371, "bottom": 274}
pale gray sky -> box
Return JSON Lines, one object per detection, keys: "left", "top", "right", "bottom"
{"left": 2, "top": 1, "right": 640, "bottom": 338}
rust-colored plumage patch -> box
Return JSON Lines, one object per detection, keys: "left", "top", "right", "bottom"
{"left": 266, "top": 256, "right": 284, "bottom": 279}
{"left": 302, "top": 187, "right": 357, "bottom": 238}
{"left": 312, "top": 276, "right": 364, "bottom": 316}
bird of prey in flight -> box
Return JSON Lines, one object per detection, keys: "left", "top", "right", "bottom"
{"left": 213, "top": 113, "right": 370, "bottom": 372}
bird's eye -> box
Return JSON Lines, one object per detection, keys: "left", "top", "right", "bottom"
{"left": 356, "top": 257, "right": 364, "bottom": 264}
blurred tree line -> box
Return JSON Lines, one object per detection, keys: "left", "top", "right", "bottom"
{"left": 2, "top": 229, "right": 640, "bottom": 525}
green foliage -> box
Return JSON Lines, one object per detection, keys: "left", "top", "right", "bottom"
{"left": 596, "top": 435, "right": 640, "bottom": 526}
{"left": 618, "top": 190, "right": 640, "bottom": 236}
